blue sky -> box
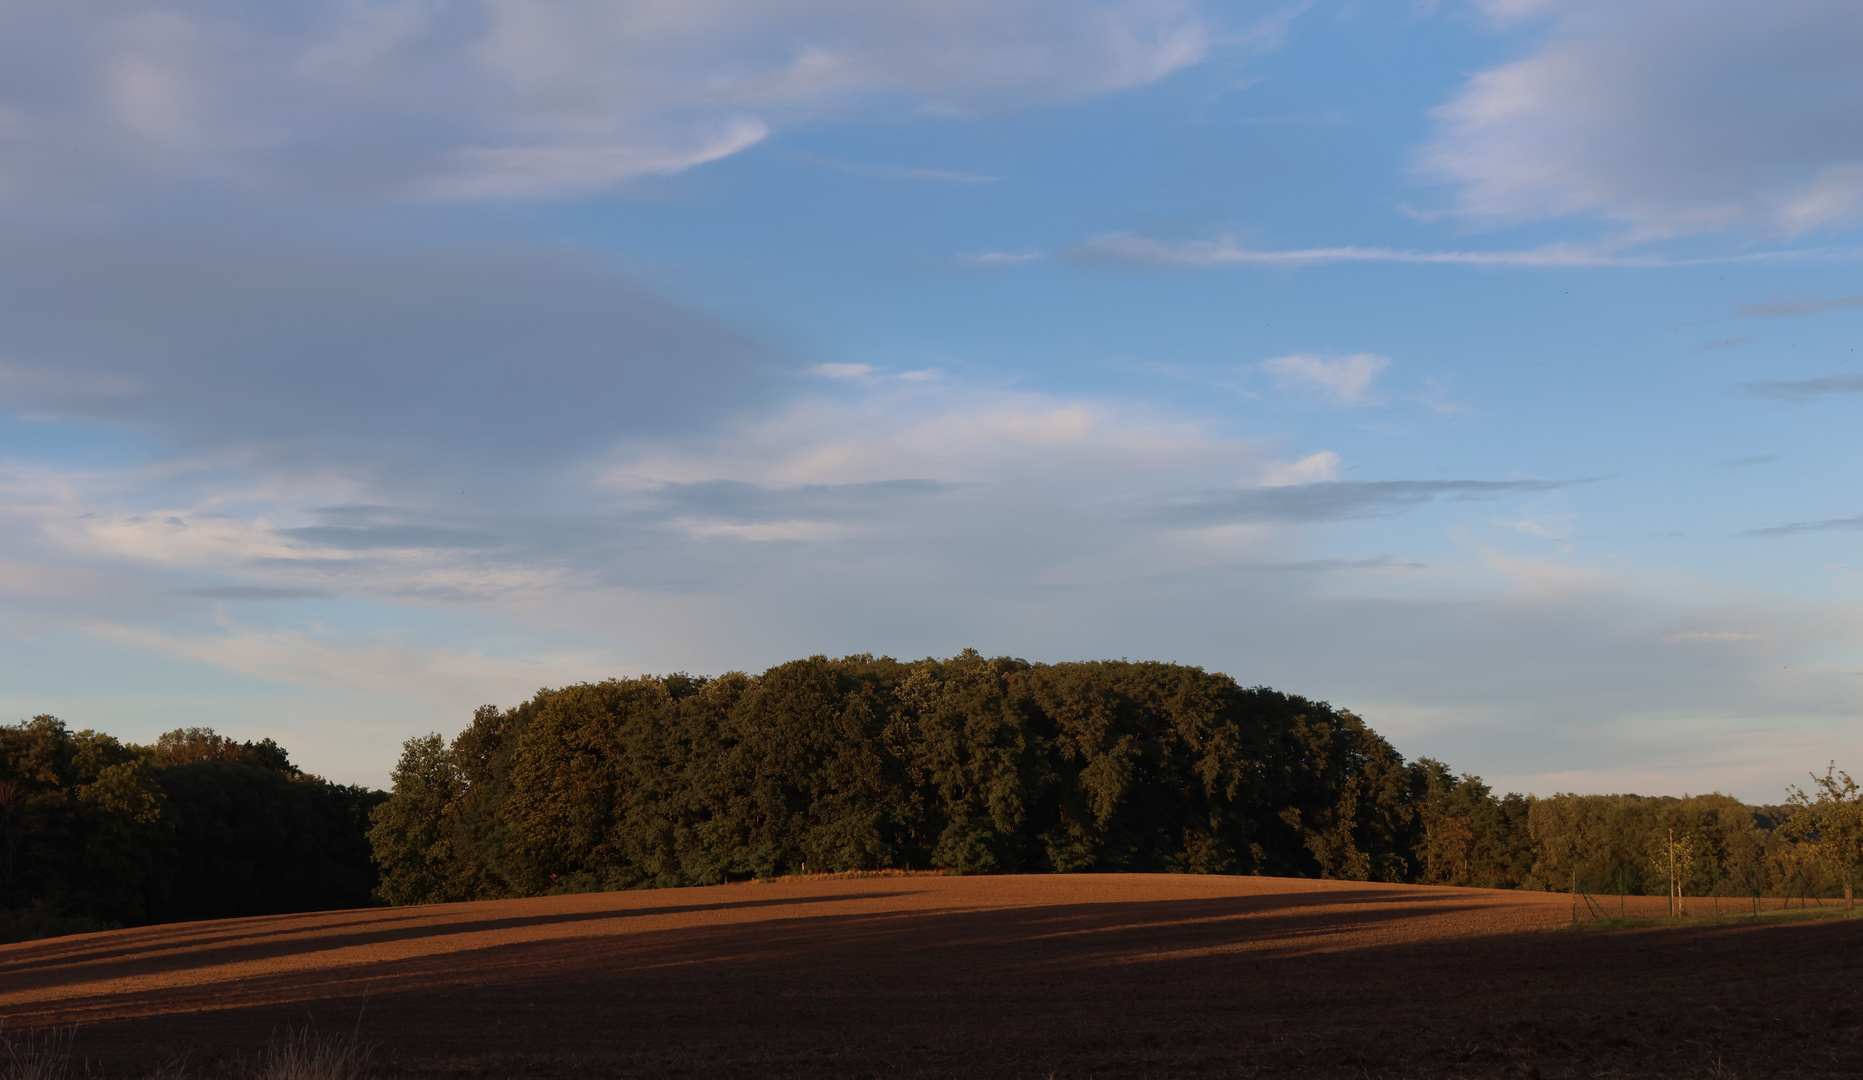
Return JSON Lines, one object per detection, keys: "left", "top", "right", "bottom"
{"left": 3, "top": 0, "right": 1862, "bottom": 799}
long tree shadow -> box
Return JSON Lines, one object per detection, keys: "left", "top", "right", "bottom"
{"left": 7, "top": 889, "right": 1490, "bottom": 1026}
{"left": 22, "top": 892, "right": 1863, "bottom": 1078}
{"left": 0, "top": 890, "right": 923, "bottom": 991}
{"left": 0, "top": 906, "right": 454, "bottom": 974}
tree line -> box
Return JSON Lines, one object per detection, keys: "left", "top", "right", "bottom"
{"left": 366, "top": 651, "right": 1863, "bottom": 909}
{"left": 367, "top": 652, "right": 1428, "bottom": 900}
{"left": 1520, "top": 770, "right": 1863, "bottom": 910}
{"left": 0, "top": 716, "right": 384, "bottom": 941}
{"left": 9, "top": 652, "right": 1859, "bottom": 939}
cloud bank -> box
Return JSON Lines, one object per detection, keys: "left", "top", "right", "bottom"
{"left": 1420, "top": 0, "right": 1863, "bottom": 238}
{"left": 0, "top": 234, "right": 777, "bottom": 485}
{"left": 0, "top": 0, "right": 1220, "bottom": 203}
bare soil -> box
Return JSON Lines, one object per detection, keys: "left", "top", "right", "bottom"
{"left": 3, "top": 874, "right": 1859, "bottom": 1078}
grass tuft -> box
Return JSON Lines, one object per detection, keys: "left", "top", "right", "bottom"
{"left": 250, "top": 1024, "right": 374, "bottom": 1080}
{"left": 0, "top": 1023, "right": 373, "bottom": 1080}
{"left": 0, "top": 1026, "right": 74, "bottom": 1080}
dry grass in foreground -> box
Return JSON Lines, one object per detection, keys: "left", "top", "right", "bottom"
{"left": 1, "top": 1025, "right": 371, "bottom": 1080}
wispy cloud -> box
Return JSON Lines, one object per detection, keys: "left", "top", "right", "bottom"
{"left": 643, "top": 478, "right": 960, "bottom": 538}
{"left": 276, "top": 523, "right": 498, "bottom": 551}
{"left": 0, "top": 361, "right": 143, "bottom": 399}
{"left": 1466, "top": 0, "right": 1564, "bottom": 23}
{"left": 1222, "top": 111, "right": 1349, "bottom": 127}
{"left": 1164, "top": 478, "right": 1574, "bottom": 526}
{"left": 1738, "top": 374, "right": 1863, "bottom": 401}
{"left": 1742, "top": 514, "right": 1863, "bottom": 538}
{"left": 425, "top": 120, "right": 771, "bottom": 200}
{"left": 1237, "top": 556, "right": 1425, "bottom": 572}
{"left": 675, "top": 519, "right": 855, "bottom": 542}
{"left": 1738, "top": 294, "right": 1863, "bottom": 318}
{"left": 1261, "top": 353, "right": 1390, "bottom": 405}
{"left": 95, "top": 622, "right": 605, "bottom": 702}
{"left": 957, "top": 252, "right": 1044, "bottom": 267}
{"left": 791, "top": 152, "right": 996, "bottom": 184}
{"left": 171, "top": 585, "right": 334, "bottom": 601}
{"left": 1064, "top": 233, "right": 1846, "bottom": 269}
{"left": 1500, "top": 515, "right": 1572, "bottom": 542}
{"left": 1667, "top": 630, "right": 1761, "bottom": 643}
{"left": 811, "top": 363, "right": 874, "bottom": 379}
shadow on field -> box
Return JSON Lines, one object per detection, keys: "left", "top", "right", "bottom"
{"left": 4, "top": 889, "right": 1446, "bottom": 1021}
{"left": 18, "top": 889, "right": 1863, "bottom": 1079}
{"left": 0, "top": 890, "right": 915, "bottom": 989}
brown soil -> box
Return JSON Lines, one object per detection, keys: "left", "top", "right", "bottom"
{"left": 3, "top": 874, "right": 1860, "bottom": 1078}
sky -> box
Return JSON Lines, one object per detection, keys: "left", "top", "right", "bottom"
{"left": 2, "top": 0, "right": 1862, "bottom": 800}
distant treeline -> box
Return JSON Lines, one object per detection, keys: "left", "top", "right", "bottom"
{"left": 0, "top": 718, "right": 384, "bottom": 940}
{"left": 367, "top": 651, "right": 1863, "bottom": 907}
{"left": 9, "top": 652, "right": 1857, "bottom": 940}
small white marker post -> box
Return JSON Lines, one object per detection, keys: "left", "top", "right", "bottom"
{"left": 1668, "top": 829, "right": 1676, "bottom": 918}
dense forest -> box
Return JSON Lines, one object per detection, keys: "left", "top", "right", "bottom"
{"left": 0, "top": 718, "right": 384, "bottom": 942}
{"left": 7, "top": 652, "right": 1858, "bottom": 941}
{"left": 368, "top": 651, "right": 1863, "bottom": 910}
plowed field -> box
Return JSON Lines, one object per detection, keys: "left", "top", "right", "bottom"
{"left": 5, "top": 874, "right": 1861, "bottom": 1078}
